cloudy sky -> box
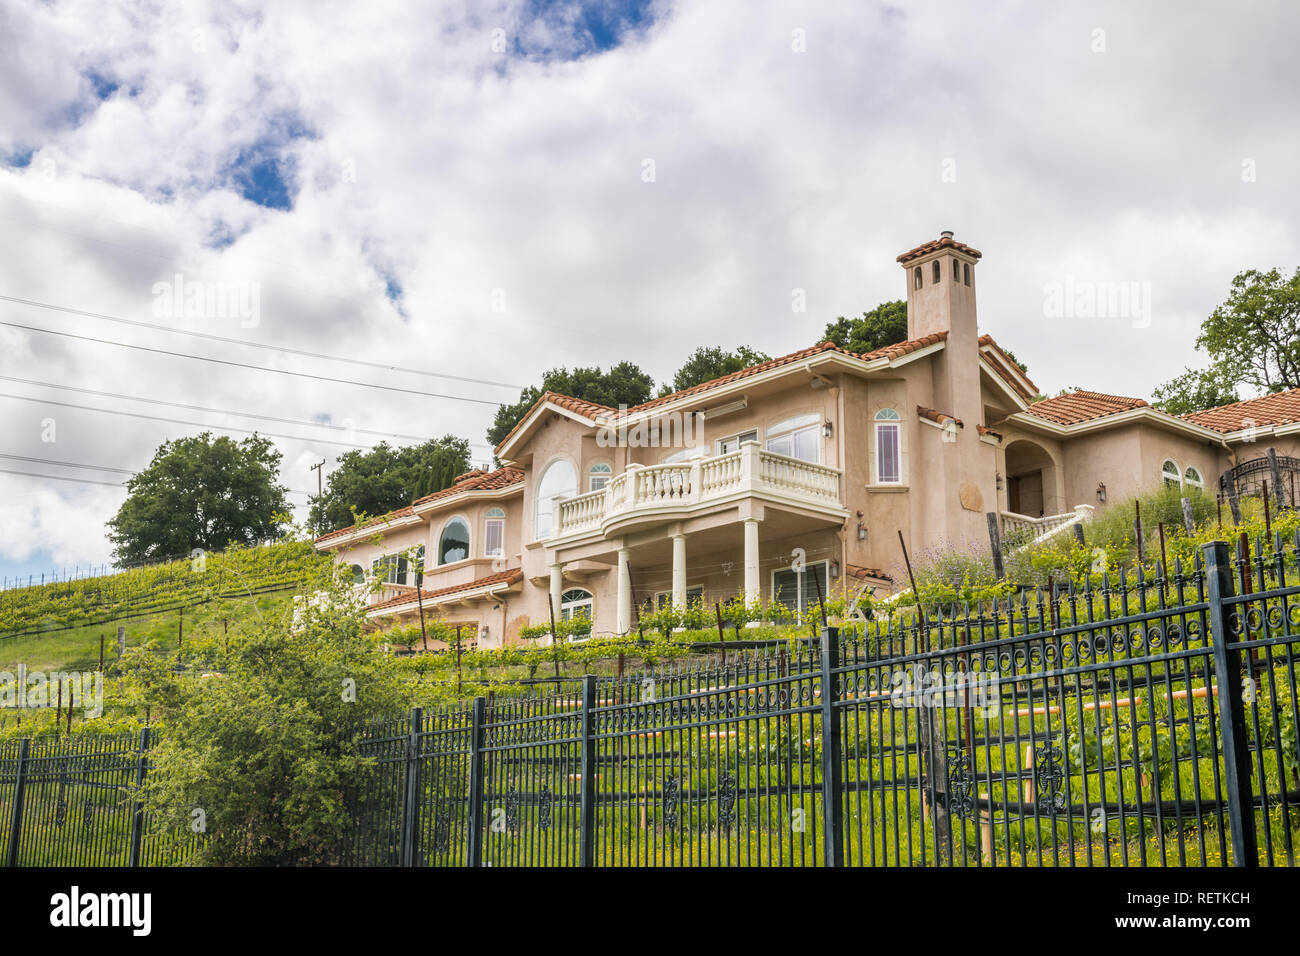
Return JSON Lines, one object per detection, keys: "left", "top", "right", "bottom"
{"left": 0, "top": 0, "right": 1297, "bottom": 583}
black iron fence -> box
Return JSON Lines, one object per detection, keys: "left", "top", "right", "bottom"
{"left": 0, "top": 730, "right": 199, "bottom": 866}
{"left": 344, "top": 537, "right": 1300, "bottom": 867}
{"left": 3, "top": 536, "right": 1297, "bottom": 866}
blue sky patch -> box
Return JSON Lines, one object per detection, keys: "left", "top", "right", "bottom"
{"left": 515, "top": 0, "right": 655, "bottom": 60}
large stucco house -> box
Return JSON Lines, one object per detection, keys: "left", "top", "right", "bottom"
{"left": 314, "top": 232, "right": 1300, "bottom": 648}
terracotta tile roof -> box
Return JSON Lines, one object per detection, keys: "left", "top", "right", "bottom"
{"left": 897, "top": 234, "right": 982, "bottom": 264}
{"left": 1180, "top": 387, "right": 1300, "bottom": 433}
{"left": 367, "top": 568, "right": 524, "bottom": 613}
{"left": 496, "top": 334, "right": 949, "bottom": 453}
{"left": 616, "top": 334, "right": 950, "bottom": 418}
{"left": 315, "top": 506, "right": 417, "bottom": 545}
{"left": 977, "top": 334, "right": 1039, "bottom": 400}
{"left": 315, "top": 467, "right": 524, "bottom": 544}
{"left": 976, "top": 423, "right": 1003, "bottom": 440}
{"left": 846, "top": 564, "right": 892, "bottom": 582}
{"left": 412, "top": 466, "right": 524, "bottom": 506}
{"left": 1027, "top": 390, "right": 1149, "bottom": 426}
{"left": 917, "top": 405, "right": 962, "bottom": 427}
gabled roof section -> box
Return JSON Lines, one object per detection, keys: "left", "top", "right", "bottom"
{"left": 978, "top": 334, "right": 1038, "bottom": 401}
{"left": 1180, "top": 387, "right": 1300, "bottom": 433}
{"left": 314, "top": 506, "right": 418, "bottom": 547}
{"left": 494, "top": 333, "right": 949, "bottom": 456}
{"left": 412, "top": 466, "right": 524, "bottom": 506}
{"left": 493, "top": 391, "right": 617, "bottom": 457}
{"left": 1027, "top": 390, "right": 1149, "bottom": 426}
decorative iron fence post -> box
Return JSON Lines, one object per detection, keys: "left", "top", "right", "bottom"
{"left": 819, "top": 626, "right": 844, "bottom": 866}
{"left": 466, "top": 697, "right": 486, "bottom": 867}
{"left": 1203, "top": 541, "right": 1259, "bottom": 867}
{"left": 127, "top": 727, "right": 150, "bottom": 867}
{"left": 399, "top": 707, "right": 423, "bottom": 867}
{"left": 579, "top": 674, "right": 598, "bottom": 867}
{"left": 5, "top": 738, "right": 31, "bottom": 868}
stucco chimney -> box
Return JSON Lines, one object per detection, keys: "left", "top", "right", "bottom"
{"left": 897, "top": 231, "right": 981, "bottom": 341}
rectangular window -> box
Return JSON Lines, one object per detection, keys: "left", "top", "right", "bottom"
{"left": 772, "top": 561, "right": 830, "bottom": 621}
{"left": 372, "top": 553, "right": 408, "bottom": 586}
{"left": 765, "top": 425, "right": 820, "bottom": 463}
{"left": 717, "top": 430, "right": 758, "bottom": 455}
{"left": 484, "top": 518, "right": 505, "bottom": 557}
{"left": 876, "top": 423, "right": 901, "bottom": 483}
{"left": 589, "top": 475, "right": 609, "bottom": 491}
{"left": 655, "top": 586, "right": 704, "bottom": 610}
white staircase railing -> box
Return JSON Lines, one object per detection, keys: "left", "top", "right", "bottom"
{"left": 1000, "top": 505, "right": 1096, "bottom": 550}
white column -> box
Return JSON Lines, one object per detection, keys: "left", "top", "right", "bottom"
{"left": 549, "top": 563, "right": 563, "bottom": 638}
{"left": 617, "top": 546, "right": 632, "bottom": 634}
{"left": 671, "top": 533, "right": 687, "bottom": 610}
{"left": 743, "top": 518, "right": 760, "bottom": 608}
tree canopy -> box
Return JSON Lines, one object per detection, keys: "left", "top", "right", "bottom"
{"left": 486, "top": 362, "right": 655, "bottom": 447}
{"left": 107, "top": 433, "right": 290, "bottom": 564}
{"left": 820, "top": 300, "right": 909, "bottom": 354}
{"left": 309, "top": 435, "right": 470, "bottom": 533}
{"left": 1154, "top": 267, "right": 1300, "bottom": 414}
{"left": 658, "top": 345, "right": 772, "bottom": 396}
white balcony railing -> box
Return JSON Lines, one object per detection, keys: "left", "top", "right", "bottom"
{"left": 1000, "top": 504, "right": 1095, "bottom": 549}
{"left": 554, "top": 442, "right": 842, "bottom": 539}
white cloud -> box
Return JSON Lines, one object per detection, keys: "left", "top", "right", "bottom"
{"left": 0, "top": 0, "right": 1297, "bottom": 575}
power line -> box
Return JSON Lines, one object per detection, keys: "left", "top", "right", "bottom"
{"left": 0, "top": 321, "right": 507, "bottom": 406}
{"left": 0, "top": 293, "right": 525, "bottom": 390}
{"left": 0, "top": 467, "right": 124, "bottom": 488}
{"left": 0, "top": 391, "right": 375, "bottom": 449}
{"left": 0, "top": 463, "right": 314, "bottom": 496}
{"left": 0, "top": 452, "right": 131, "bottom": 474}
{"left": 0, "top": 374, "right": 496, "bottom": 449}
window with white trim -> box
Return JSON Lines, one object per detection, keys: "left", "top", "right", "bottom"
{"left": 1184, "top": 466, "right": 1203, "bottom": 489}
{"left": 588, "top": 462, "right": 612, "bottom": 491}
{"left": 372, "top": 545, "right": 424, "bottom": 586}
{"left": 772, "top": 560, "right": 830, "bottom": 622}
{"left": 1162, "top": 459, "right": 1181, "bottom": 489}
{"left": 764, "top": 413, "right": 821, "bottom": 463}
{"left": 535, "top": 460, "right": 577, "bottom": 538}
{"left": 437, "top": 517, "right": 470, "bottom": 565}
{"left": 560, "top": 588, "right": 593, "bottom": 623}
{"left": 484, "top": 507, "right": 505, "bottom": 557}
{"left": 717, "top": 430, "right": 758, "bottom": 455}
{"left": 875, "top": 409, "right": 902, "bottom": 484}
{"left": 654, "top": 586, "right": 704, "bottom": 610}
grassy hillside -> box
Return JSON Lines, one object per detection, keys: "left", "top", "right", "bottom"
{"left": 0, "top": 541, "right": 328, "bottom": 674}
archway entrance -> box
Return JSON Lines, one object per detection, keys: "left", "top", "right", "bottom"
{"left": 1004, "top": 440, "right": 1056, "bottom": 517}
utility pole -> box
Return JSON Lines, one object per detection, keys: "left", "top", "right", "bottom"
{"left": 309, "top": 459, "right": 326, "bottom": 532}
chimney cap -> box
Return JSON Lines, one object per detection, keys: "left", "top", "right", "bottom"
{"left": 940, "top": 230, "right": 954, "bottom": 239}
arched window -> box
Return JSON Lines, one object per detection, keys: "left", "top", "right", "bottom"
{"left": 438, "top": 517, "right": 470, "bottom": 565}
{"left": 589, "top": 462, "right": 612, "bottom": 491}
{"left": 953, "top": 259, "right": 960, "bottom": 281}
{"left": 932, "top": 260, "right": 941, "bottom": 284}
{"left": 913, "top": 266, "right": 922, "bottom": 290}
{"left": 1161, "top": 459, "right": 1181, "bottom": 489}
{"left": 875, "top": 409, "right": 901, "bottom": 484}
{"left": 348, "top": 564, "right": 365, "bottom": 585}
{"left": 484, "top": 507, "right": 505, "bottom": 557}
{"left": 1184, "top": 466, "right": 1203, "bottom": 489}
{"left": 560, "top": 588, "right": 593, "bottom": 623}
{"left": 963, "top": 263, "right": 971, "bottom": 286}
{"left": 535, "top": 460, "right": 577, "bottom": 539}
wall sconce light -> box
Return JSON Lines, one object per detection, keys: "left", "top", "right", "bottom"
{"left": 823, "top": 420, "right": 834, "bottom": 438}
{"left": 856, "top": 522, "right": 867, "bottom": 542}
{"left": 830, "top": 559, "right": 840, "bottom": 579}
{"left": 1096, "top": 482, "right": 1107, "bottom": 503}
{"left": 995, "top": 472, "right": 1004, "bottom": 491}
